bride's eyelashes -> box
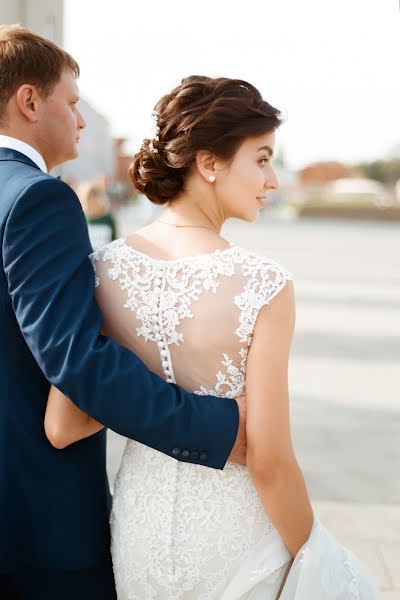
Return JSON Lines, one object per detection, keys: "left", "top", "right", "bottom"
{"left": 258, "top": 157, "right": 270, "bottom": 167}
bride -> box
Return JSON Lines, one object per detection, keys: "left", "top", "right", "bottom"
{"left": 45, "top": 76, "right": 380, "bottom": 599}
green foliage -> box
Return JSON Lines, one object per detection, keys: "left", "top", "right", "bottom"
{"left": 354, "top": 158, "right": 400, "bottom": 184}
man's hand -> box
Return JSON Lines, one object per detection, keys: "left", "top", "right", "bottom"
{"left": 228, "top": 395, "right": 247, "bottom": 465}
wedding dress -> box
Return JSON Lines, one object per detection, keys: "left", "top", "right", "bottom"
{"left": 91, "top": 238, "right": 380, "bottom": 600}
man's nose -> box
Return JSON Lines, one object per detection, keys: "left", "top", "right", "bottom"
{"left": 78, "top": 111, "right": 86, "bottom": 130}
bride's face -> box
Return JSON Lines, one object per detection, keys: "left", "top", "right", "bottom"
{"left": 215, "top": 131, "right": 278, "bottom": 222}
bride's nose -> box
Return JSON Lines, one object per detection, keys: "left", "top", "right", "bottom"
{"left": 264, "top": 165, "right": 279, "bottom": 191}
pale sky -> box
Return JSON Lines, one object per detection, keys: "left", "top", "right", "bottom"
{"left": 64, "top": 0, "right": 399, "bottom": 170}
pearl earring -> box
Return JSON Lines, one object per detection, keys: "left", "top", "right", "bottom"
{"left": 208, "top": 175, "right": 216, "bottom": 183}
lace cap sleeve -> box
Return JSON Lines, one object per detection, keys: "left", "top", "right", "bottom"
{"left": 234, "top": 251, "right": 293, "bottom": 344}
{"left": 243, "top": 252, "right": 293, "bottom": 304}
{"left": 90, "top": 238, "right": 126, "bottom": 288}
{"left": 258, "top": 257, "right": 293, "bottom": 305}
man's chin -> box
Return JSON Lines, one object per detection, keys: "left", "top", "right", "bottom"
{"left": 63, "top": 147, "right": 80, "bottom": 163}
{"left": 50, "top": 148, "right": 79, "bottom": 171}
{"left": 69, "top": 146, "right": 79, "bottom": 160}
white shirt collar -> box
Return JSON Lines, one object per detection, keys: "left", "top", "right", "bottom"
{"left": 0, "top": 135, "right": 48, "bottom": 173}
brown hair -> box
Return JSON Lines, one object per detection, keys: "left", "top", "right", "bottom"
{"left": 129, "top": 76, "right": 282, "bottom": 205}
{"left": 0, "top": 24, "right": 79, "bottom": 124}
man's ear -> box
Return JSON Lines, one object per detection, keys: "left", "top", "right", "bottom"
{"left": 15, "top": 84, "right": 42, "bottom": 123}
{"left": 195, "top": 150, "right": 217, "bottom": 183}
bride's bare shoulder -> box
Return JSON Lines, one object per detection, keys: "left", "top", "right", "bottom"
{"left": 123, "top": 227, "right": 168, "bottom": 258}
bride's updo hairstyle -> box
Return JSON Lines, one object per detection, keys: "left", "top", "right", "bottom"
{"left": 129, "top": 76, "right": 282, "bottom": 205}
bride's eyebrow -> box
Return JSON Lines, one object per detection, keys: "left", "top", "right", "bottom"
{"left": 257, "top": 145, "right": 273, "bottom": 157}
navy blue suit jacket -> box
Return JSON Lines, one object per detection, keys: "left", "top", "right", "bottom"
{"left": 0, "top": 148, "right": 238, "bottom": 573}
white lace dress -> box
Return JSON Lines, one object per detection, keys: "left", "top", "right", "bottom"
{"left": 91, "top": 239, "right": 380, "bottom": 600}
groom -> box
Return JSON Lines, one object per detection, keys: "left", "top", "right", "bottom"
{"left": 0, "top": 25, "right": 246, "bottom": 600}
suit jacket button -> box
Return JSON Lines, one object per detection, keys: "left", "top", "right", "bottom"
{"left": 199, "top": 452, "right": 208, "bottom": 461}
{"left": 181, "top": 449, "right": 190, "bottom": 459}
{"left": 171, "top": 448, "right": 181, "bottom": 457}
{"left": 190, "top": 451, "right": 199, "bottom": 460}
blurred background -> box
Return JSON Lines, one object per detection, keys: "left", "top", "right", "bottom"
{"left": 1, "top": 0, "right": 399, "bottom": 594}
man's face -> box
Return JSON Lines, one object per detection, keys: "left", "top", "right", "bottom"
{"left": 37, "top": 68, "right": 86, "bottom": 169}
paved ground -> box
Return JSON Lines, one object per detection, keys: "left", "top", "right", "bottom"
{"left": 107, "top": 212, "right": 400, "bottom": 595}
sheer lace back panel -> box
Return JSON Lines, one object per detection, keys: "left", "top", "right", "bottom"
{"left": 91, "top": 238, "right": 292, "bottom": 400}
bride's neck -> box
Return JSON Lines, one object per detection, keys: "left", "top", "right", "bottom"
{"left": 161, "top": 187, "right": 226, "bottom": 234}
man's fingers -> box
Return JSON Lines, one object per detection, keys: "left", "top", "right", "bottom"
{"left": 228, "top": 395, "right": 247, "bottom": 465}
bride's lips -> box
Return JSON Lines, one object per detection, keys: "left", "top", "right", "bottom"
{"left": 256, "top": 196, "right": 267, "bottom": 207}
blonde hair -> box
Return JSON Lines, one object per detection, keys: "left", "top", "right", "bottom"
{"left": 0, "top": 24, "right": 79, "bottom": 124}
{"left": 77, "top": 182, "right": 111, "bottom": 218}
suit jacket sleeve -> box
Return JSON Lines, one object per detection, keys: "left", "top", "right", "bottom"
{"left": 3, "top": 177, "right": 239, "bottom": 469}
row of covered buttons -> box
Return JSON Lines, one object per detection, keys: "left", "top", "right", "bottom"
{"left": 171, "top": 448, "right": 208, "bottom": 462}
{"left": 153, "top": 269, "right": 173, "bottom": 383}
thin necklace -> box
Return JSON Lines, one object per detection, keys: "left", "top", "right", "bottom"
{"left": 156, "top": 218, "right": 219, "bottom": 234}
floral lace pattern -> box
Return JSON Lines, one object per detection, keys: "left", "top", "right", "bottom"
{"left": 279, "top": 520, "right": 373, "bottom": 600}
{"left": 92, "top": 239, "right": 238, "bottom": 347}
{"left": 91, "top": 240, "right": 379, "bottom": 599}
{"left": 91, "top": 239, "right": 292, "bottom": 396}
{"left": 195, "top": 349, "right": 248, "bottom": 399}
{"left": 110, "top": 442, "right": 286, "bottom": 599}
{"left": 234, "top": 257, "right": 292, "bottom": 344}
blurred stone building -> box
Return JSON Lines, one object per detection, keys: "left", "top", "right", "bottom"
{"left": 0, "top": 0, "right": 63, "bottom": 44}
{"left": 298, "top": 161, "right": 350, "bottom": 185}
{"left": 0, "top": 0, "right": 115, "bottom": 184}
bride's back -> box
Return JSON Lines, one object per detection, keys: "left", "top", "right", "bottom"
{"left": 91, "top": 235, "right": 291, "bottom": 401}
{"left": 91, "top": 232, "right": 293, "bottom": 597}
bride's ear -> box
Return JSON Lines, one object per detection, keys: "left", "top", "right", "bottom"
{"left": 195, "top": 150, "right": 217, "bottom": 183}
